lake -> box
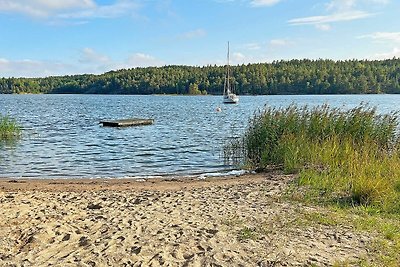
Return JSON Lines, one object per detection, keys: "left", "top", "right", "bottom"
{"left": 1, "top": 94, "right": 399, "bottom": 179}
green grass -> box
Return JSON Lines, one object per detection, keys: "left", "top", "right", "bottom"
{"left": 224, "top": 103, "right": 400, "bottom": 212}
{"left": 237, "top": 226, "right": 259, "bottom": 241}
{"left": 298, "top": 207, "right": 400, "bottom": 267}
{"left": 0, "top": 114, "right": 21, "bottom": 141}
{"left": 224, "top": 103, "right": 400, "bottom": 265}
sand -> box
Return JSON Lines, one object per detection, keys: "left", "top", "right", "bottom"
{"left": 0, "top": 173, "right": 371, "bottom": 266}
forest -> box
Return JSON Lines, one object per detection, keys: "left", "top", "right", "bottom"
{"left": 1, "top": 58, "right": 400, "bottom": 95}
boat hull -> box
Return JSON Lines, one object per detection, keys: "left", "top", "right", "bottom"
{"left": 223, "top": 94, "right": 239, "bottom": 104}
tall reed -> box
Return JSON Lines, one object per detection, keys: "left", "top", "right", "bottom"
{"left": 0, "top": 115, "right": 21, "bottom": 140}
{"left": 224, "top": 104, "right": 400, "bottom": 212}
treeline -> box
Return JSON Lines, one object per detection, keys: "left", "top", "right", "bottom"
{"left": 1, "top": 58, "right": 400, "bottom": 95}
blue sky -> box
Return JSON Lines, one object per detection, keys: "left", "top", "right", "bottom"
{"left": 0, "top": 0, "right": 399, "bottom": 77}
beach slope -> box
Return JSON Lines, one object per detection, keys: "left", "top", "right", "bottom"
{"left": 0, "top": 174, "right": 370, "bottom": 266}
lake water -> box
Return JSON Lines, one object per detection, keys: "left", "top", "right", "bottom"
{"left": 1, "top": 94, "right": 399, "bottom": 179}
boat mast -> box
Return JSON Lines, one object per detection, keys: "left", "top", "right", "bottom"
{"left": 226, "top": 41, "right": 230, "bottom": 94}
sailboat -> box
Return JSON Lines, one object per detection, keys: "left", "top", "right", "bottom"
{"left": 223, "top": 42, "right": 239, "bottom": 104}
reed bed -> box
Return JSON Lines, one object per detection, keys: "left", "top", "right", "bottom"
{"left": 0, "top": 114, "right": 21, "bottom": 141}
{"left": 224, "top": 104, "right": 400, "bottom": 213}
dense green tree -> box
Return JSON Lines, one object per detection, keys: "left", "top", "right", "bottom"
{"left": 1, "top": 58, "right": 400, "bottom": 95}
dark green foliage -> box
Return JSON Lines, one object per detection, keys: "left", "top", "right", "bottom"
{"left": 1, "top": 58, "right": 400, "bottom": 94}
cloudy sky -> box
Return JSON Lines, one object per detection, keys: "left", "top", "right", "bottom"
{"left": 0, "top": 0, "right": 399, "bottom": 77}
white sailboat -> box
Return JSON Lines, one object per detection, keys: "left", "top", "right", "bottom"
{"left": 223, "top": 42, "right": 239, "bottom": 104}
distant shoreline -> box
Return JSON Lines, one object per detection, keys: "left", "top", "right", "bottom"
{"left": 2, "top": 59, "right": 400, "bottom": 95}
{"left": 0, "top": 92, "right": 395, "bottom": 96}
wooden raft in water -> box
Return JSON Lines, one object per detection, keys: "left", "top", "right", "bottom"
{"left": 100, "top": 118, "right": 154, "bottom": 127}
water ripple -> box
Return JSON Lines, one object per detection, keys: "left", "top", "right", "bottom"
{"left": 1, "top": 94, "right": 400, "bottom": 178}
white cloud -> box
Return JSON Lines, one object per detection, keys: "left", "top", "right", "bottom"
{"left": 288, "top": 0, "right": 383, "bottom": 28}
{"left": 34, "top": 0, "right": 95, "bottom": 10}
{"left": 244, "top": 43, "right": 262, "bottom": 50}
{"left": 0, "top": 57, "right": 74, "bottom": 77}
{"left": 232, "top": 52, "right": 245, "bottom": 62}
{"left": 243, "top": 40, "right": 291, "bottom": 51}
{"left": 359, "top": 32, "right": 400, "bottom": 43}
{"left": 326, "top": 0, "right": 357, "bottom": 11}
{"left": 326, "top": 0, "right": 389, "bottom": 11}
{"left": 125, "top": 53, "right": 164, "bottom": 68}
{"left": 79, "top": 48, "right": 164, "bottom": 70}
{"left": 178, "top": 29, "right": 207, "bottom": 40}
{"left": 215, "top": 0, "right": 282, "bottom": 7}
{"left": 214, "top": 0, "right": 235, "bottom": 3}
{"left": 79, "top": 48, "right": 110, "bottom": 64}
{"left": 269, "top": 39, "right": 289, "bottom": 47}
{"left": 0, "top": 0, "right": 139, "bottom": 19}
{"left": 371, "top": 47, "right": 400, "bottom": 60}
{"left": 250, "top": 0, "right": 282, "bottom": 7}
{"left": 360, "top": 32, "right": 400, "bottom": 60}
{"left": 371, "top": 0, "right": 389, "bottom": 4}
{"left": 288, "top": 10, "right": 373, "bottom": 25}
{"left": 59, "top": 0, "right": 140, "bottom": 19}
{"left": 0, "top": 49, "right": 165, "bottom": 77}
{"left": 0, "top": 0, "right": 95, "bottom": 17}
{"left": 223, "top": 50, "right": 272, "bottom": 65}
{"left": 315, "top": 24, "right": 331, "bottom": 31}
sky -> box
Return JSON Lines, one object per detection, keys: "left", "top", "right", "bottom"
{"left": 0, "top": 0, "right": 399, "bottom": 77}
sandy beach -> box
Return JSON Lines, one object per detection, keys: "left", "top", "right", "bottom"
{"left": 0, "top": 173, "right": 371, "bottom": 266}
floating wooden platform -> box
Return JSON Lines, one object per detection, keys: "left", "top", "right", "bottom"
{"left": 100, "top": 118, "right": 154, "bottom": 127}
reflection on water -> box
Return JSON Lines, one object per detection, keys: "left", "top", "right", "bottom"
{"left": 0, "top": 94, "right": 399, "bottom": 178}
{"left": 0, "top": 138, "right": 19, "bottom": 150}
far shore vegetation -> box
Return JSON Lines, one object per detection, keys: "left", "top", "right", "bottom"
{"left": 224, "top": 103, "right": 400, "bottom": 265}
{"left": 1, "top": 58, "right": 400, "bottom": 95}
{"left": 0, "top": 114, "right": 21, "bottom": 141}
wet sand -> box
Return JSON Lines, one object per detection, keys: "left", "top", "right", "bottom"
{"left": 0, "top": 173, "right": 371, "bottom": 266}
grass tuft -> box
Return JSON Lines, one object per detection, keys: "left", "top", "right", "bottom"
{"left": 0, "top": 114, "right": 21, "bottom": 141}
